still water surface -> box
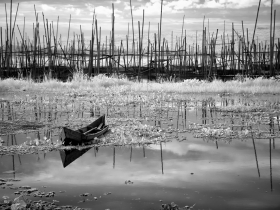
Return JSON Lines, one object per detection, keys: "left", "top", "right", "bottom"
{"left": 0, "top": 94, "right": 279, "bottom": 210}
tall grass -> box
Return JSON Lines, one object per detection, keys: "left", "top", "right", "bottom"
{"left": 0, "top": 73, "right": 280, "bottom": 94}
{"left": 0, "top": 72, "right": 133, "bottom": 92}
{"left": 130, "top": 77, "right": 280, "bottom": 94}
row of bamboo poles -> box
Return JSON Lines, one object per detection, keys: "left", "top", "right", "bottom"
{"left": 0, "top": 0, "right": 279, "bottom": 81}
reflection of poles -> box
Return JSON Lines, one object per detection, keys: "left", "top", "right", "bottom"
{"left": 13, "top": 135, "right": 22, "bottom": 165}
{"left": 215, "top": 140, "right": 218, "bottom": 149}
{"left": 140, "top": 102, "right": 142, "bottom": 118}
{"left": 177, "top": 103, "right": 180, "bottom": 129}
{"left": 269, "top": 139, "right": 273, "bottom": 192}
{"left": 143, "top": 145, "right": 145, "bottom": 157}
{"left": 252, "top": 137, "right": 260, "bottom": 178}
{"left": 49, "top": 129, "right": 53, "bottom": 144}
{"left": 113, "top": 147, "right": 115, "bottom": 169}
{"left": 160, "top": 143, "right": 164, "bottom": 174}
{"left": 181, "top": 106, "right": 185, "bottom": 129}
{"left": 210, "top": 105, "right": 214, "bottom": 124}
{"left": 12, "top": 155, "right": 15, "bottom": 179}
{"left": 12, "top": 135, "right": 15, "bottom": 179}
{"left": 130, "top": 146, "right": 132, "bottom": 162}
{"left": 251, "top": 126, "right": 260, "bottom": 177}
{"left": 269, "top": 116, "right": 275, "bottom": 149}
{"left": 202, "top": 100, "right": 207, "bottom": 125}
{"left": 37, "top": 131, "right": 40, "bottom": 140}
{"left": 184, "top": 102, "right": 187, "bottom": 128}
{"left": 133, "top": 102, "right": 135, "bottom": 118}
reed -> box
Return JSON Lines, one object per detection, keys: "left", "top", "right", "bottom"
{"left": 0, "top": 0, "right": 279, "bottom": 81}
{"left": 1, "top": 73, "right": 280, "bottom": 94}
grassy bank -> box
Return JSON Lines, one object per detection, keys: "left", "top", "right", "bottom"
{"left": 0, "top": 74, "right": 280, "bottom": 94}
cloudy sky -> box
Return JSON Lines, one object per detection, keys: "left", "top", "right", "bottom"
{"left": 0, "top": 0, "right": 279, "bottom": 44}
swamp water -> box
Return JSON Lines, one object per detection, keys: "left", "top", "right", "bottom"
{"left": 0, "top": 92, "right": 280, "bottom": 210}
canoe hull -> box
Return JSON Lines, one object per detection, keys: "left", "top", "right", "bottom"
{"left": 59, "top": 115, "right": 108, "bottom": 145}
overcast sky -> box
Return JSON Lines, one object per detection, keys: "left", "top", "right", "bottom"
{"left": 0, "top": 0, "right": 279, "bottom": 44}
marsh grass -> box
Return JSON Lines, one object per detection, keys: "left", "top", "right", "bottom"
{"left": 130, "top": 77, "right": 280, "bottom": 94}
{"left": 0, "top": 73, "right": 132, "bottom": 92}
{"left": 1, "top": 73, "right": 280, "bottom": 94}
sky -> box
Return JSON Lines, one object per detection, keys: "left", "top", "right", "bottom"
{"left": 0, "top": 0, "right": 280, "bottom": 45}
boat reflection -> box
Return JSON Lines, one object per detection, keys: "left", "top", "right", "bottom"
{"left": 59, "top": 146, "right": 98, "bottom": 168}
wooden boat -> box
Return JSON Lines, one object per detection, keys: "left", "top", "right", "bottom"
{"left": 60, "top": 114, "right": 109, "bottom": 145}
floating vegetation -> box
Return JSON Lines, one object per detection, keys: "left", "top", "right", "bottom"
{"left": 0, "top": 143, "right": 59, "bottom": 156}
{"left": 0, "top": 116, "right": 169, "bottom": 155}
{"left": 189, "top": 123, "right": 280, "bottom": 140}
{"left": 214, "top": 103, "right": 280, "bottom": 113}
{"left": 0, "top": 181, "right": 103, "bottom": 210}
{"left": 160, "top": 202, "right": 196, "bottom": 210}
{"left": 1, "top": 87, "right": 280, "bottom": 152}
{"left": 0, "top": 120, "right": 47, "bottom": 136}
{"left": 0, "top": 195, "right": 86, "bottom": 210}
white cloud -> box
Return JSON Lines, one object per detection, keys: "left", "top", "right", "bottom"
{"left": 149, "top": 141, "right": 210, "bottom": 156}
{"left": 128, "top": 0, "right": 280, "bottom": 15}
{"left": 168, "top": 0, "right": 199, "bottom": 10}
{"left": 204, "top": 0, "right": 280, "bottom": 8}
{"left": 59, "top": 5, "right": 82, "bottom": 16}
{"left": 85, "top": 3, "right": 122, "bottom": 18}
{"left": 41, "top": 4, "right": 56, "bottom": 12}
{"left": 263, "top": 0, "right": 280, "bottom": 6}
{"left": 131, "top": 0, "right": 180, "bottom": 16}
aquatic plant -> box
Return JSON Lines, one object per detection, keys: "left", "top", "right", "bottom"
{"left": 1, "top": 75, "right": 280, "bottom": 94}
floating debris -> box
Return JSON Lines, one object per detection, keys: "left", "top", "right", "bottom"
{"left": 80, "top": 193, "right": 91, "bottom": 197}
{"left": 19, "top": 186, "right": 31, "bottom": 189}
{"left": 161, "top": 202, "right": 196, "bottom": 210}
{"left": 125, "top": 180, "right": 133, "bottom": 184}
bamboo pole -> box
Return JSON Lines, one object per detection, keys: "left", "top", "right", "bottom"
{"left": 138, "top": 21, "right": 141, "bottom": 80}
{"left": 270, "top": 0, "right": 273, "bottom": 77}
{"left": 8, "top": 0, "right": 13, "bottom": 73}
{"left": 147, "top": 22, "right": 150, "bottom": 76}
{"left": 126, "top": 23, "right": 129, "bottom": 71}
{"left": 272, "top": 10, "right": 276, "bottom": 76}
{"left": 158, "top": 0, "right": 163, "bottom": 79}
{"left": 4, "top": 4, "right": 8, "bottom": 71}
{"left": 95, "top": 19, "right": 100, "bottom": 75}
{"left": 66, "top": 15, "right": 71, "bottom": 54}
{"left": 0, "top": 27, "right": 2, "bottom": 75}
{"left": 252, "top": 0, "right": 262, "bottom": 46}
{"left": 111, "top": 3, "right": 115, "bottom": 70}
{"left": 129, "top": 0, "right": 135, "bottom": 68}
{"left": 88, "top": 14, "right": 94, "bottom": 76}
{"left": 277, "top": 38, "right": 280, "bottom": 74}
{"left": 231, "top": 23, "right": 235, "bottom": 71}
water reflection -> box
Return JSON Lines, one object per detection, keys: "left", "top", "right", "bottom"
{"left": 0, "top": 94, "right": 280, "bottom": 209}
{"left": 59, "top": 148, "right": 91, "bottom": 168}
